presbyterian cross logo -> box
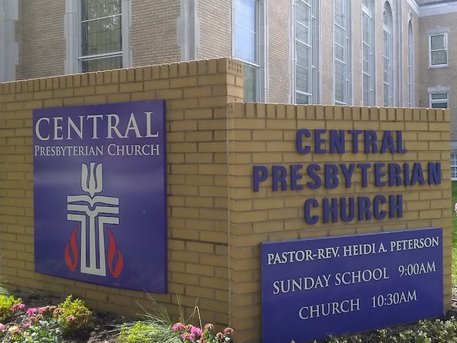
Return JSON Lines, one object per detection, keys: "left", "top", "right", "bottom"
{"left": 64, "top": 163, "right": 124, "bottom": 278}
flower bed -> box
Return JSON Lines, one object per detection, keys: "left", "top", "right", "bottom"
{"left": 0, "top": 291, "right": 234, "bottom": 343}
{"left": 3, "top": 287, "right": 457, "bottom": 343}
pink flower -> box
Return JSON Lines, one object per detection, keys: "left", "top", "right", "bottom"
{"left": 40, "top": 305, "right": 56, "bottom": 314}
{"left": 11, "top": 303, "right": 25, "bottom": 312}
{"left": 53, "top": 308, "right": 63, "bottom": 316}
{"left": 173, "top": 322, "right": 185, "bottom": 331}
{"left": 26, "top": 308, "right": 38, "bottom": 316}
{"left": 0, "top": 324, "right": 6, "bottom": 331}
{"left": 191, "top": 326, "right": 203, "bottom": 336}
{"left": 67, "top": 315, "right": 76, "bottom": 322}
{"left": 180, "top": 332, "right": 197, "bottom": 342}
{"left": 29, "top": 314, "right": 42, "bottom": 323}
{"left": 454, "top": 202, "right": 457, "bottom": 215}
{"left": 22, "top": 323, "right": 31, "bottom": 328}
{"left": 223, "top": 327, "right": 234, "bottom": 336}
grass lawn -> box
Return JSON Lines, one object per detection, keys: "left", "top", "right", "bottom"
{"left": 452, "top": 181, "right": 457, "bottom": 284}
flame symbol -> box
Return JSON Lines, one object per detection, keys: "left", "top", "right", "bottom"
{"left": 64, "top": 226, "right": 79, "bottom": 271}
{"left": 107, "top": 228, "right": 124, "bottom": 278}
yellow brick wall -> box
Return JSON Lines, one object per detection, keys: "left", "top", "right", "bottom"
{"left": 0, "top": 58, "right": 243, "bottom": 329}
{"left": 227, "top": 103, "right": 451, "bottom": 342}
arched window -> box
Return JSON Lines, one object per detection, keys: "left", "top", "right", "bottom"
{"left": 407, "top": 20, "right": 414, "bottom": 107}
{"left": 293, "top": 0, "right": 319, "bottom": 104}
{"left": 383, "top": 2, "right": 393, "bottom": 106}
{"left": 334, "top": 0, "right": 351, "bottom": 105}
{"left": 362, "top": 0, "right": 375, "bottom": 106}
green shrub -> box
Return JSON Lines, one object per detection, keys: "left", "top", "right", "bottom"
{"left": 117, "top": 321, "right": 170, "bottom": 343}
{"left": 55, "top": 295, "right": 92, "bottom": 334}
{"left": 0, "top": 295, "right": 22, "bottom": 322}
{"left": 313, "top": 317, "right": 457, "bottom": 343}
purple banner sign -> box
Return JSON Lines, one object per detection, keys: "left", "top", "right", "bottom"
{"left": 261, "top": 228, "right": 443, "bottom": 343}
{"left": 33, "top": 100, "right": 167, "bottom": 293}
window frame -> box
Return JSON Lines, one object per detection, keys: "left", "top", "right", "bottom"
{"left": 361, "top": 0, "right": 375, "bottom": 106}
{"left": 429, "top": 91, "right": 449, "bottom": 109}
{"left": 333, "top": 0, "right": 352, "bottom": 106}
{"left": 233, "top": 0, "right": 261, "bottom": 102}
{"left": 292, "top": 0, "right": 319, "bottom": 105}
{"left": 78, "top": 1, "right": 124, "bottom": 72}
{"left": 429, "top": 32, "right": 448, "bottom": 68}
{"left": 64, "top": 0, "right": 131, "bottom": 74}
{"left": 407, "top": 20, "right": 414, "bottom": 107}
{"left": 382, "top": 2, "right": 394, "bottom": 107}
